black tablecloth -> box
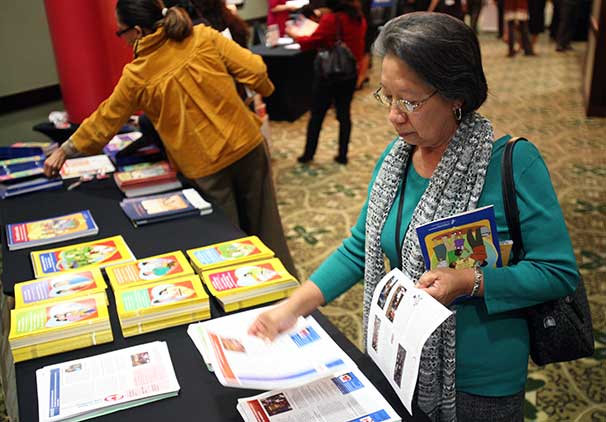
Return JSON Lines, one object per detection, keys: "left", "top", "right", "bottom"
{"left": 251, "top": 45, "right": 316, "bottom": 122}
{"left": 1, "top": 179, "right": 429, "bottom": 422}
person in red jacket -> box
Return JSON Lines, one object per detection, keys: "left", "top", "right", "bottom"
{"left": 287, "top": 0, "right": 367, "bottom": 165}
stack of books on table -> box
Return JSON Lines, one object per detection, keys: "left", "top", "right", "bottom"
{"left": 6, "top": 210, "right": 99, "bottom": 251}
{"left": 187, "top": 236, "right": 299, "bottom": 312}
{"left": 10, "top": 140, "right": 58, "bottom": 156}
{"left": 113, "top": 160, "right": 182, "bottom": 197}
{"left": 103, "top": 131, "right": 163, "bottom": 167}
{"left": 120, "top": 188, "right": 212, "bottom": 227}
{"left": 8, "top": 293, "right": 112, "bottom": 362}
{"left": 30, "top": 235, "right": 136, "bottom": 278}
{"left": 0, "top": 155, "right": 62, "bottom": 199}
{"left": 36, "top": 341, "right": 180, "bottom": 422}
{"left": 59, "top": 154, "right": 116, "bottom": 179}
{"left": 106, "top": 251, "right": 210, "bottom": 336}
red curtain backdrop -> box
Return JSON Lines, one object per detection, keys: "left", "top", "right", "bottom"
{"left": 44, "top": 0, "right": 133, "bottom": 123}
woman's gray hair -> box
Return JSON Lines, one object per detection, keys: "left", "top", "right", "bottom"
{"left": 373, "top": 12, "right": 487, "bottom": 115}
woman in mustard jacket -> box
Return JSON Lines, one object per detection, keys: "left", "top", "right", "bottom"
{"left": 44, "top": 0, "right": 296, "bottom": 276}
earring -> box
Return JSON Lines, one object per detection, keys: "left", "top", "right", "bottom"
{"left": 453, "top": 107, "right": 462, "bottom": 122}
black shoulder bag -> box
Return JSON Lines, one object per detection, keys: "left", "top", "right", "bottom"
{"left": 501, "top": 137, "right": 595, "bottom": 366}
{"left": 313, "top": 14, "right": 358, "bottom": 82}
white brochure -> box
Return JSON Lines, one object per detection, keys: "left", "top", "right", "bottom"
{"left": 366, "top": 269, "right": 452, "bottom": 415}
{"left": 237, "top": 368, "right": 401, "bottom": 422}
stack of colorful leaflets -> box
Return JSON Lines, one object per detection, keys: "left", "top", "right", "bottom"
{"left": 36, "top": 341, "right": 180, "bottom": 422}
{"left": 0, "top": 155, "right": 45, "bottom": 181}
{"left": 200, "top": 258, "right": 299, "bottom": 312}
{"left": 107, "top": 251, "right": 210, "bottom": 336}
{"left": 30, "top": 235, "right": 136, "bottom": 278}
{"left": 237, "top": 369, "right": 401, "bottom": 422}
{"left": 113, "top": 161, "right": 182, "bottom": 198}
{"left": 11, "top": 141, "right": 58, "bottom": 156}
{"left": 59, "top": 155, "right": 116, "bottom": 179}
{"left": 186, "top": 235, "right": 275, "bottom": 274}
{"left": 6, "top": 210, "right": 99, "bottom": 251}
{"left": 114, "top": 275, "right": 210, "bottom": 337}
{"left": 14, "top": 269, "right": 108, "bottom": 308}
{"left": 8, "top": 293, "right": 112, "bottom": 362}
{"left": 119, "top": 188, "right": 212, "bottom": 227}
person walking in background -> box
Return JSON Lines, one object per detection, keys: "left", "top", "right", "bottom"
{"left": 249, "top": 12, "right": 578, "bottom": 421}
{"left": 528, "top": 0, "right": 546, "bottom": 48}
{"left": 427, "top": 0, "right": 465, "bottom": 20}
{"left": 504, "top": 0, "right": 534, "bottom": 56}
{"left": 188, "top": 0, "right": 251, "bottom": 47}
{"left": 554, "top": 0, "right": 578, "bottom": 51}
{"left": 467, "top": 0, "right": 484, "bottom": 33}
{"left": 43, "top": 0, "right": 298, "bottom": 278}
{"left": 287, "top": 0, "right": 366, "bottom": 165}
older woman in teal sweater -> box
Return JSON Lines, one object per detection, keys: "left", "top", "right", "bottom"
{"left": 249, "top": 12, "right": 577, "bottom": 422}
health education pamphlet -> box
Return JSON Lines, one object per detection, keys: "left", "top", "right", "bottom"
{"left": 366, "top": 269, "right": 452, "bottom": 415}
{"left": 36, "top": 341, "right": 180, "bottom": 422}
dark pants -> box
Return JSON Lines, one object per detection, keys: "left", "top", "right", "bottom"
{"left": 191, "top": 142, "right": 298, "bottom": 279}
{"left": 555, "top": 0, "right": 579, "bottom": 49}
{"left": 508, "top": 20, "right": 533, "bottom": 55}
{"left": 467, "top": 0, "right": 483, "bottom": 33}
{"left": 456, "top": 390, "right": 525, "bottom": 422}
{"left": 301, "top": 76, "right": 357, "bottom": 161}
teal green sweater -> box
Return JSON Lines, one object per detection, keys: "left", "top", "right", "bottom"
{"left": 311, "top": 135, "right": 578, "bottom": 396}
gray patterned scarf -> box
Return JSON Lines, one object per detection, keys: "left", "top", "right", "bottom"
{"left": 363, "top": 112, "right": 494, "bottom": 421}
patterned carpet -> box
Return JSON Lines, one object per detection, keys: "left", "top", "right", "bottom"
{"left": 269, "top": 34, "right": 606, "bottom": 421}
{"left": 0, "top": 34, "right": 604, "bottom": 421}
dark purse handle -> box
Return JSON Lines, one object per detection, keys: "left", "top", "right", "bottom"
{"left": 501, "top": 136, "right": 528, "bottom": 264}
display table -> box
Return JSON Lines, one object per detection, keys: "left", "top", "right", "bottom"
{"left": 251, "top": 45, "right": 316, "bottom": 122}
{"left": 0, "top": 180, "right": 429, "bottom": 422}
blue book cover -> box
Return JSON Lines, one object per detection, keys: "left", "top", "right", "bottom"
{"left": 0, "top": 177, "right": 62, "bottom": 199}
{"left": 415, "top": 205, "right": 502, "bottom": 271}
{"left": 0, "top": 146, "right": 44, "bottom": 160}
{"left": 0, "top": 155, "right": 46, "bottom": 182}
{"left": 120, "top": 188, "right": 211, "bottom": 225}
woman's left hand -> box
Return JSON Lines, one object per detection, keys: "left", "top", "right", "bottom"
{"left": 416, "top": 268, "right": 474, "bottom": 305}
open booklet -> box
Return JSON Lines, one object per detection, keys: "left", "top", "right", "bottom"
{"left": 366, "top": 269, "right": 452, "bottom": 415}
{"left": 36, "top": 341, "right": 180, "bottom": 422}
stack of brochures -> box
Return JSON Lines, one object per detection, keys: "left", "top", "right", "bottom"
{"left": 36, "top": 341, "right": 180, "bottom": 422}
{"left": 106, "top": 251, "right": 210, "bottom": 336}
{"left": 6, "top": 210, "right": 99, "bottom": 251}
{"left": 60, "top": 155, "right": 116, "bottom": 179}
{"left": 10, "top": 140, "right": 58, "bottom": 156}
{"left": 113, "top": 161, "right": 182, "bottom": 197}
{"left": 30, "top": 235, "right": 136, "bottom": 278}
{"left": 187, "top": 235, "right": 298, "bottom": 312}
{"left": 0, "top": 155, "right": 62, "bottom": 199}
{"left": 14, "top": 269, "right": 108, "bottom": 308}
{"left": 103, "top": 131, "right": 163, "bottom": 167}
{"left": 198, "top": 258, "right": 299, "bottom": 312}
{"left": 8, "top": 293, "right": 112, "bottom": 362}
{"left": 187, "top": 307, "right": 401, "bottom": 422}
{"left": 119, "top": 188, "right": 212, "bottom": 227}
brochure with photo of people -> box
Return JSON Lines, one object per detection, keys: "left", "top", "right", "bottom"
{"left": 366, "top": 269, "right": 452, "bottom": 415}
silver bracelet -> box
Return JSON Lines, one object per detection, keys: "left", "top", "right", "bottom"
{"left": 60, "top": 139, "right": 80, "bottom": 158}
{"left": 471, "top": 265, "right": 483, "bottom": 297}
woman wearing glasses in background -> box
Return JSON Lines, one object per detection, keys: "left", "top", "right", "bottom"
{"left": 249, "top": 12, "right": 578, "bottom": 421}
{"left": 43, "top": 0, "right": 297, "bottom": 279}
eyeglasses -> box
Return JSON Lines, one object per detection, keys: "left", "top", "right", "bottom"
{"left": 115, "top": 26, "right": 134, "bottom": 38}
{"left": 373, "top": 86, "right": 438, "bottom": 113}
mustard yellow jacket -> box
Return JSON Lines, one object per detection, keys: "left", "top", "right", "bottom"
{"left": 71, "top": 25, "right": 274, "bottom": 179}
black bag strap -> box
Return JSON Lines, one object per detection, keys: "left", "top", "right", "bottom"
{"left": 501, "top": 136, "right": 528, "bottom": 264}
{"left": 334, "top": 13, "right": 342, "bottom": 42}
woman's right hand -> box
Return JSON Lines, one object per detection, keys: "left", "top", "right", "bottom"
{"left": 248, "top": 301, "right": 299, "bottom": 341}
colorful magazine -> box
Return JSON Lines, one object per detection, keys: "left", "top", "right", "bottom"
{"left": 113, "top": 161, "right": 175, "bottom": 186}
{"left": 106, "top": 250, "right": 194, "bottom": 290}
{"left": 30, "top": 235, "right": 136, "bottom": 278}
{"left": 415, "top": 205, "right": 502, "bottom": 270}
{"left": 186, "top": 236, "right": 275, "bottom": 272}
{"left": 14, "top": 269, "right": 107, "bottom": 308}
{"left": 6, "top": 210, "right": 98, "bottom": 251}
{"left": 0, "top": 155, "right": 46, "bottom": 182}
{"left": 120, "top": 188, "right": 212, "bottom": 226}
